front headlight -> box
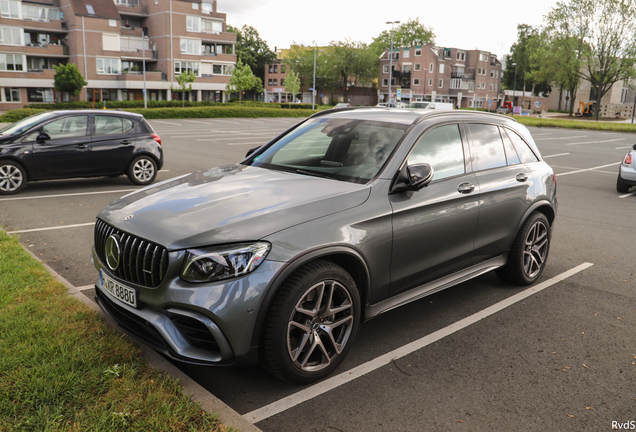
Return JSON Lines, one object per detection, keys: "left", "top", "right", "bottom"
{"left": 180, "top": 242, "right": 271, "bottom": 283}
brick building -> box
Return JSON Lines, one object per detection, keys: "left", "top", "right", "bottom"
{"left": 379, "top": 44, "right": 503, "bottom": 109}
{"left": 0, "top": 0, "right": 236, "bottom": 109}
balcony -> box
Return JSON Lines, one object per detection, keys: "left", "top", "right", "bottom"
{"left": 391, "top": 70, "right": 411, "bottom": 80}
{"left": 451, "top": 71, "right": 475, "bottom": 80}
{"left": 117, "top": 70, "right": 162, "bottom": 81}
{"left": 114, "top": 1, "right": 148, "bottom": 15}
{"left": 22, "top": 44, "right": 69, "bottom": 57}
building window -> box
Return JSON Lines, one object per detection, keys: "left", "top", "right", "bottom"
{"left": 273, "top": 65, "right": 278, "bottom": 73}
{"left": 202, "top": 2, "right": 213, "bottom": 13}
{"left": 180, "top": 38, "right": 201, "bottom": 55}
{"left": 414, "top": 63, "right": 420, "bottom": 71}
{"left": 438, "top": 79, "right": 443, "bottom": 88}
{"left": 191, "top": 2, "right": 199, "bottom": 9}
{"left": 429, "top": 63, "right": 434, "bottom": 73}
{"left": 413, "top": 78, "right": 420, "bottom": 86}
{"left": 402, "top": 64, "right": 411, "bottom": 73}
{"left": 415, "top": 49, "right": 421, "bottom": 56}
{"left": 102, "top": 33, "right": 120, "bottom": 51}
{"left": 281, "top": 79, "right": 285, "bottom": 86}
{"left": 281, "top": 65, "right": 285, "bottom": 73}
{"left": 490, "top": 83, "right": 494, "bottom": 91}
{"left": 439, "top": 64, "right": 444, "bottom": 73}
{"left": 382, "top": 78, "right": 388, "bottom": 87}
{"left": 175, "top": 61, "right": 200, "bottom": 75}
{"left": 0, "top": 27, "right": 22, "bottom": 45}
{"left": 85, "top": 4, "right": 95, "bottom": 14}
{"left": 96, "top": 58, "right": 120, "bottom": 74}
{"left": 490, "top": 70, "right": 495, "bottom": 78}
{"left": 456, "top": 52, "right": 465, "bottom": 61}
{"left": 187, "top": 16, "right": 201, "bottom": 32}
{"left": 4, "top": 87, "right": 20, "bottom": 102}
{"left": 27, "top": 88, "right": 54, "bottom": 103}
{"left": 109, "top": 19, "right": 117, "bottom": 27}
{"left": 383, "top": 65, "right": 389, "bottom": 73}
{"left": 202, "top": 19, "right": 223, "bottom": 34}
{"left": 273, "top": 79, "right": 277, "bottom": 85}
{"left": 212, "top": 64, "right": 233, "bottom": 75}
{"left": 0, "top": 53, "right": 24, "bottom": 71}
{"left": 428, "top": 78, "right": 432, "bottom": 86}
{"left": 1, "top": 0, "right": 20, "bottom": 18}
{"left": 403, "top": 49, "right": 410, "bottom": 59}
{"left": 268, "top": 79, "right": 272, "bottom": 85}
{"left": 481, "top": 53, "right": 489, "bottom": 61}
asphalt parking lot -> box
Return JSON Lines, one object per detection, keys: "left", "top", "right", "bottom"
{"left": 2, "top": 117, "right": 636, "bottom": 431}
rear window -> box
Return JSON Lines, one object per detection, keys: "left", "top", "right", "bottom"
{"left": 504, "top": 128, "right": 539, "bottom": 163}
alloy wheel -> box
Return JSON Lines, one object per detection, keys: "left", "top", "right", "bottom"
{"left": 287, "top": 280, "right": 354, "bottom": 372}
{"left": 523, "top": 220, "right": 549, "bottom": 278}
{"left": 0, "top": 164, "right": 23, "bottom": 192}
{"left": 133, "top": 158, "right": 155, "bottom": 182}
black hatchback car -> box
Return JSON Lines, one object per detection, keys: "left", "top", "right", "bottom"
{"left": 0, "top": 110, "right": 163, "bottom": 194}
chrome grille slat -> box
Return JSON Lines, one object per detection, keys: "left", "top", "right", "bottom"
{"left": 94, "top": 219, "right": 168, "bottom": 288}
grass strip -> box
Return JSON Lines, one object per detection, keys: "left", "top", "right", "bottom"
{"left": 124, "top": 106, "right": 315, "bottom": 119}
{"left": 514, "top": 116, "right": 636, "bottom": 133}
{"left": 0, "top": 230, "right": 228, "bottom": 431}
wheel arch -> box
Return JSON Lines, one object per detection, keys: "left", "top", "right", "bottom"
{"left": 0, "top": 157, "right": 30, "bottom": 181}
{"left": 510, "top": 200, "right": 555, "bottom": 250}
{"left": 251, "top": 245, "right": 371, "bottom": 351}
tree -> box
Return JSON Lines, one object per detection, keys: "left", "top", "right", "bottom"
{"left": 227, "top": 25, "right": 276, "bottom": 84}
{"left": 170, "top": 71, "right": 196, "bottom": 107}
{"left": 226, "top": 59, "right": 259, "bottom": 104}
{"left": 52, "top": 63, "right": 87, "bottom": 99}
{"left": 370, "top": 18, "right": 436, "bottom": 57}
{"left": 546, "top": 0, "right": 636, "bottom": 120}
{"left": 284, "top": 69, "right": 300, "bottom": 104}
{"left": 326, "top": 39, "right": 377, "bottom": 100}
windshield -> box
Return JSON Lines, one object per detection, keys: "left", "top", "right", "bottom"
{"left": 0, "top": 112, "right": 56, "bottom": 136}
{"left": 245, "top": 117, "right": 406, "bottom": 184}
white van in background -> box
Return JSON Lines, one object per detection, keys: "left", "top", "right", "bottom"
{"left": 408, "top": 102, "right": 454, "bottom": 110}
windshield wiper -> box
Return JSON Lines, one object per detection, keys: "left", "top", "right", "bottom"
{"left": 294, "top": 169, "right": 333, "bottom": 180}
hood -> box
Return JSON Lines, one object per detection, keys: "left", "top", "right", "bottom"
{"left": 98, "top": 164, "right": 371, "bottom": 250}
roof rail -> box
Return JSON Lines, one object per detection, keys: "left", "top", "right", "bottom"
{"left": 414, "top": 110, "right": 518, "bottom": 124}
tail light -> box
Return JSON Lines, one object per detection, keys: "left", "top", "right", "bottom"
{"left": 151, "top": 133, "right": 162, "bottom": 145}
{"left": 553, "top": 173, "right": 557, "bottom": 189}
{"left": 625, "top": 153, "right": 632, "bottom": 165}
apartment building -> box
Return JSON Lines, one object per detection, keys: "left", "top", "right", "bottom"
{"left": 379, "top": 45, "right": 503, "bottom": 109}
{"left": 0, "top": 0, "right": 236, "bottom": 109}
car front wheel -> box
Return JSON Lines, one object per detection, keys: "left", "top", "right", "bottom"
{"left": 497, "top": 212, "right": 551, "bottom": 285}
{"left": 127, "top": 155, "right": 157, "bottom": 185}
{"left": 0, "top": 161, "right": 26, "bottom": 195}
{"left": 260, "top": 260, "right": 360, "bottom": 384}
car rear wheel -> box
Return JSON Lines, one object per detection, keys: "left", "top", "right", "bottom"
{"left": 260, "top": 260, "right": 360, "bottom": 384}
{"left": 127, "top": 155, "right": 157, "bottom": 185}
{"left": 616, "top": 174, "right": 630, "bottom": 193}
{"left": 0, "top": 161, "right": 26, "bottom": 195}
{"left": 497, "top": 212, "right": 551, "bottom": 286}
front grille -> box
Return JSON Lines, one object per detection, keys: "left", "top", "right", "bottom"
{"left": 95, "top": 218, "right": 169, "bottom": 288}
{"left": 169, "top": 314, "right": 219, "bottom": 351}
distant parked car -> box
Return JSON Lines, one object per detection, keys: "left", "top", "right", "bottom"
{"left": 333, "top": 103, "right": 350, "bottom": 108}
{"left": 497, "top": 106, "right": 512, "bottom": 114}
{"left": 408, "top": 102, "right": 454, "bottom": 110}
{"left": 376, "top": 103, "right": 389, "bottom": 107}
{"left": 617, "top": 144, "right": 636, "bottom": 193}
{"left": 0, "top": 111, "right": 163, "bottom": 194}
{"left": 92, "top": 108, "right": 557, "bottom": 384}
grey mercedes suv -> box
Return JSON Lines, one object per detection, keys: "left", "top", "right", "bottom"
{"left": 92, "top": 108, "right": 557, "bottom": 384}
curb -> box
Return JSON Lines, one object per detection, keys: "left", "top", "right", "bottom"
{"left": 18, "top": 242, "right": 262, "bottom": 432}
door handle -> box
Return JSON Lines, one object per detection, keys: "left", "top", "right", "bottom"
{"left": 516, "top": 173, "right": 529, "bottom": 182}
{"left": 121, "top": 140, "right": 132, "bottom": 145}
{"left": 77, "top": 144, "right": 87, "bottom": 149}
{"left": 457, "top": 182, "right": 475, "bottom": 194}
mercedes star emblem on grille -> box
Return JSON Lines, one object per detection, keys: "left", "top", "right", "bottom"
{"left": 105, "top": 234, "right": 121, "bottom": 271}
{"left": 125, "top": 215, "right": 134, "bottom": 221}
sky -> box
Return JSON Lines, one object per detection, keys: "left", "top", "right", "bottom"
{"left": 222, "top": 0, "right": 560, "bottom": 60}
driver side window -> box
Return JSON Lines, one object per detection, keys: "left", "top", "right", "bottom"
{"left": 408, "top": 124, "right": 465, "bottom": 181}
{"left": 42, "top": 116, "right": 88, "bottom": 140}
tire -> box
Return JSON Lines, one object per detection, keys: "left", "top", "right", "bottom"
{"left": 127, "top": 155, "right": 157, "bottom": 185}
{"left": 260, "top": 260, "right": 361, "bottom": 384}
{"left": 496, "top": 212, "right": 551, "bottom": 286}
{"left": 617, "top": 174, "right": 630, "bottom": 193}
{"left": 0, "top": 160, "right": 26, "bottom": 195}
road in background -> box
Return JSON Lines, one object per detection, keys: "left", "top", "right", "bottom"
{"left": 1, "top": 120, "right": 635, "bottom": 431}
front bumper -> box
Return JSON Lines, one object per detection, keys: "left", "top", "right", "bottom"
{"left": 92, "top": 246, "right": 284, "bottom": 366}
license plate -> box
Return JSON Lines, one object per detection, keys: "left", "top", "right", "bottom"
{"left": 101, "top": 270, "right": 138, "bottom": 308}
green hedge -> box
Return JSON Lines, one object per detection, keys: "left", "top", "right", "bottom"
{"left": 125, "top": 106, "right": 315, "bottom": 119}
{"left": 23, "top": 100, "right": 227, "bottom": 110}
{"left": 0, "top": 109, "right": 49, "bottom": 123}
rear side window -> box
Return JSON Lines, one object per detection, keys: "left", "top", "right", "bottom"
{"left": 95, "top": 116, "right": 135, "bottom": 135}
{"left": 504, "top": 129, "right": 539, "bottom": 163}
{"left": 500, "top": 127, "right": 521, "bottom": 165}
{"left": 409, "top": 124, "right": 465, "bottom": 181}
{"left": 468, "top": 124, "right": 506, "bottom": 171}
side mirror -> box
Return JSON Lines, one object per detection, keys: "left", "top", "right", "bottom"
{"left": 36, "top": 132, "right": 51, "bottom": 143}
{"left": 245, "top": 146, "right": 261, "bottom": 158}
{"left": 407, "top": 163, "right": 434, "bottom": 190}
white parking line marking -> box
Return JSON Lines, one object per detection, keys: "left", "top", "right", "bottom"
{"left": 209, "top": 119, "right": 241, "bottom": 125}
{"left": 244, "top": 262, "right": 594, "bottom": 424}
{"left": 159, "top": 170, "right": 170, "bottom": 172}
{"left": 228, "top": 141, "right": 270, "bottom": 146}
{"left": 0, "top": 189, "right": 136, "bottom": 202}
{"left": 183, "top": 120, "right": 213, "bottom": 125}
{"left": 197, "top": 137, "right": 275, "bottom": 142}
{"left": 619, "top": 191, "right": 636, "bottom": 198}
{"left": 530, "top": 133, "right": 553, "bottom": 136}
{"left": 8, "top": 222, "right": 95, "bottom": 234}
{"left": 616, "top": 146, "right": 633, "bottom": 150}
{"left": 542, "top": 153, "right": 570, "bottom": 158}
{"left": 153, "top": 120, "right": 182, "bottom": 126}
{"left": 558, "top": 162, "right": 620, "bottom": 176}
{"left": 566, "top": 138, "right": 625, "bottom": 146}
{"left": 534, "top": 135, "right": 588, "bottom": 141}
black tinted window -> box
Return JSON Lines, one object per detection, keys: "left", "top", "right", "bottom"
{"left": 500, "top": 127, "right": 521, "bottom": 165}
{"left": 409, "top": 124, "right": 465, "bottom": 180}
{"left": 504, "top": 129, "right": 539, "bottom": 163}
{"left": 468, "top": 124, "right": 506, "bottom": 171}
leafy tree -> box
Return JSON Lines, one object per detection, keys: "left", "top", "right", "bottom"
{"left": 170, "top": 71, "right": 196, "bottom": 107}
{"left": 52, "top": 63, "right": 87, "bottom": 99}
{"left": 503, "top": 25, "right": 542, "bottom": 110}
{"left": 227, "top": 25, "right": 276, "bottom": 83}
{"left": 370, "top": 18, "right": 436, "bottom": 57}
{"left": 226, "top": 59, "right": 259, "bottom": 104}
{"left": 284, "top": 44, "right": 334, "bottom": 89}
{"left": 568, "top": 0, "right": 636, "bottom": 120}
{"left": 326, "top": 39, "right": 377, "bottom": 99}
{"left": 284, "top": 69, "right": 300, "bottom": 104}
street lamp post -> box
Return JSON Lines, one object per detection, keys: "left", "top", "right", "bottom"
{"left": 512, "top": 61, "right": 517, "bottom": 115}
{"left": 142, "top": 36, "right": 148, "bottom": 109}
{"left": 312, "top": 47, "right": 324, "bottom": 110}
{"left": 386, "top": 20, "right": 400, "bottom": 107}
